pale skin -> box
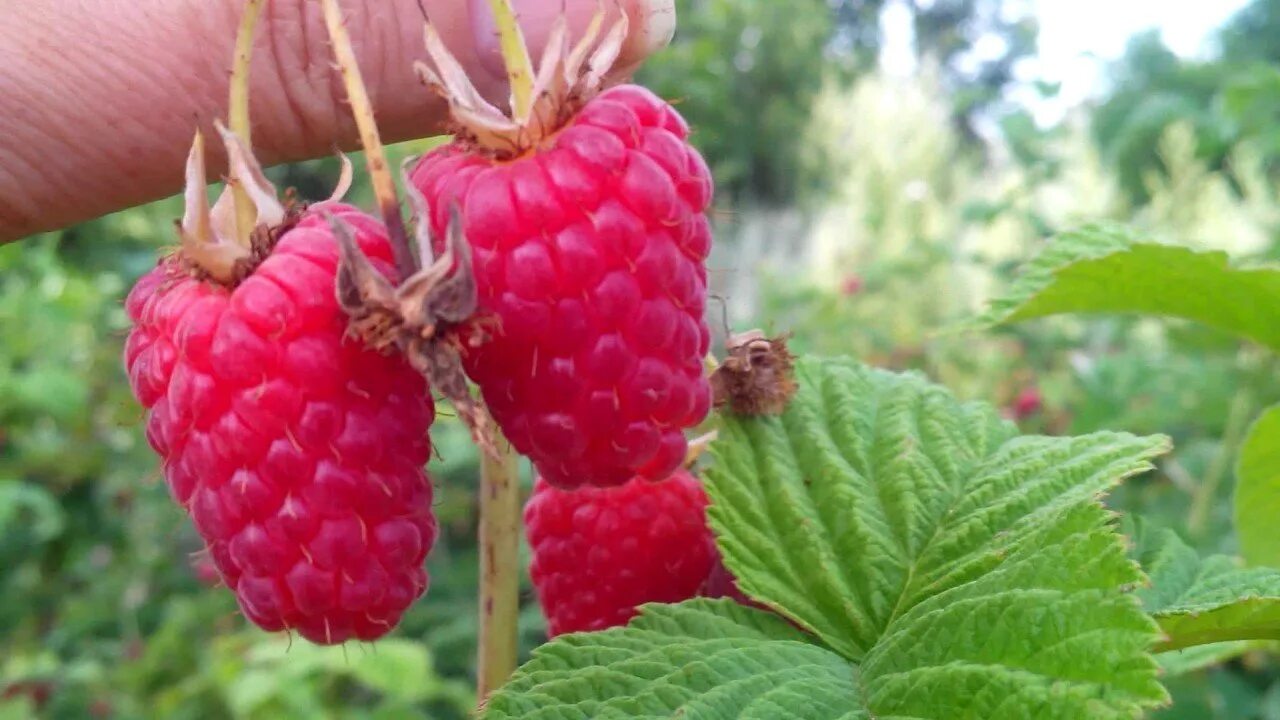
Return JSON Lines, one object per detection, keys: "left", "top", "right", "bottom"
{"left": 0, "top": 0, "right": 675, "bottom": 243}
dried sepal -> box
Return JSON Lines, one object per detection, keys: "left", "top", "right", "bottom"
{"left": 401, "top": 185, "right": 478, "bottom": 325}
{"left": 415, "top": 6, "right": 628, "bottom": 156}
{"left": 179, "top": 131, "right": 249, "bottom": 283}
{"left": 709, "top": 331, "right": 798, "bottom": 417}
{"left": 416, "top": 24, "right": 520, "bottom": 148}
{"left": 683, "top": 430, "right": 718, "bottom": 468}
{"left": 178, "top": 122, "right": 292, "bottom": 284}
{"left": 329, "top": 206, "right": 489, "bottom": 452}
{"left": 332, "top": 215, "right": 402, "bottom": 351}
{"left": 406, "top": 339, "right": 492, "bottom": 457}
{"left": 325, "top": 152, "right": 355, "bottom": 204}
{"left": 211, "top": 121, "right": 286, "bottom": 235}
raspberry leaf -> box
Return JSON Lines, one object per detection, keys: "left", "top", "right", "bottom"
{"left": 1131, "top": 517, "right": 1280, "bottom": 653}
{"left": 1156, "top": 640, "right": 1270, "bottom": 677}
{"left": 1236, "top": 404, "right": 1280, "bottom": 567}
{"left": 483, "top": 600, "right": 864, "bottom": 719}
{"left": 486, "top": 358, "right": 1174, "bottom": 718}
{"left": 703, "top": 357, "right": 1169, "bottom": 716}
{"left": 972, "top": 223, "right": 1280, "bottom": 350}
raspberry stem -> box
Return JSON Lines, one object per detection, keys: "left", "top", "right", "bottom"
{"left": 318, "top": 0, "right": 415, "bottom": 278}
{"left": 477, "top": 431, "right": 521, "bottom": 703}
{"left": 228, "top": 0, "right": 267, "bottom": 249}
{"left": 484, "top": 0, "right": 536, "bottom": 119}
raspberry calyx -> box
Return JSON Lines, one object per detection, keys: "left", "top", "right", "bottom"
{"left": 710, "top": 331, "right": 798, "bottom": 416}
{"left": 177, "top": 123, "right": 351, "bottom": 285}
{"left": 416, "top": 10, "right": 629, "bottom": 157}
{"left": 330, "top": 192, "right": 489, "bottom": 449}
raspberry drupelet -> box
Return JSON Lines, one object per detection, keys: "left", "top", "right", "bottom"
{"left": 411, "top": 14, "right": 715, "bottom": 489}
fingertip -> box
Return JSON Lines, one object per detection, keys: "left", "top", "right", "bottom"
{"left": 467, "top": 0, "right": 676, "bottom": 81}
{"left": 616, "top": 0, "right": 676, "bottom": 71}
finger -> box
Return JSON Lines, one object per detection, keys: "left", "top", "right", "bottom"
{"left": 0, "top": 0, "right": 675, "bottom": 243}
{"left": 0, "top": 0, "right": 436, "bottom": 242}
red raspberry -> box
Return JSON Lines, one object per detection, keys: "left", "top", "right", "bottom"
{"left": 413, "top": 85, "right": 713, "bottom": 489}
{"left": 125, "top": 202, "right": 437, "bottom": 645}
{"left": 524, "top": 469, "right": 716, "bottom": 636}
{"left": 699, "top": 555, "right": 753, "bottom": 605}
{"left": 413, "top": 23, "right": 714, "bottom": 489}
{"left": 191, "top": 554, "right": 221, "bottom": 587}
{"left": 1010, "top": 386, "right": 1043, "bottom": 421}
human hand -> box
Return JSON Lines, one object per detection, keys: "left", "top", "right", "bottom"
{"left": 0, "top": 0, "right": 675, "bottom": 243}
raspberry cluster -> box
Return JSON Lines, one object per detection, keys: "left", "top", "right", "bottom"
{"left": 125, "top": 6, "right": 722, "bottom": 647}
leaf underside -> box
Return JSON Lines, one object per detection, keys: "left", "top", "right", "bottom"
{"left": 484, "top": 358, "right": 1172, "bottom": 719}
{"left": 1236, "top": 404, "right": 1280, "bottom": 568}
{"left": 974, "top": 223, "right": 1280, "bottom": 351}
{"left": 1132, "top": 518, "right": 1280, "bottom": 653}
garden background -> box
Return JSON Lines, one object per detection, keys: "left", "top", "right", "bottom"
{"left": 7, "top": 0, "right": 1280, "bottom": 716}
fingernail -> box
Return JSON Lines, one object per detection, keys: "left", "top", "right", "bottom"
{"left": 617, "top": 0, "right": 677, "bottom": 69}
{"left": 469, "top": 0, "right": 677, "bottom": 80}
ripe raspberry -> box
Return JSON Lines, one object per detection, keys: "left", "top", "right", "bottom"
{"left": 412, "top": 20, "right": 714, "bottom": 490}
{"left": 191, "top": 554, "right": 221, "bottom": 587}
{"left": 125, "top": 200, "right": 437, "bottom": 645}
{"left": 524, "top": 469, "right": 716, "bottom": 636}
{"left": 699, "top": 555, "right": 751, "bottom": 604}
{"left": 1010, "top": 386, "right": 1043, "bottom": 421}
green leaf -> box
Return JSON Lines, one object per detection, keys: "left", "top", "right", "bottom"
{"left": 1156, "top": 641, "right": 1270, "bottom": 677}
{"left": 974, "top": 224, "right": 1280, "bottom": 350}
{"left": 1133, "top": 519, "right": 1280, "bottom": 652}
{"left": 0, "top": 480, "right": 64, "bottom": 543}
{"left": 483, "top": 600, "right": 865, "bottom": 720}
{"left": 486, "top": 358, "right": 1171, "bottom": 719}
{"left": 336, "top": 640, "right": 438, "bottom": 702}
{"left": 1236, "top": 404, "right": 1280, "bottom": 567}
{"left": 234, "top": 637, "right": 444, "bottom": 708}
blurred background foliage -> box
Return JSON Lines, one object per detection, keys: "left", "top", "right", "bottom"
{"left": 8, "top": 0, "right": 1280, "bottom": 716}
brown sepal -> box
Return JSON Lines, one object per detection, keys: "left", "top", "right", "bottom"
{"left": 710, "top": 331, "right": 798, "bottom": 417}
{"left": 175, "top": 206, "right": 302, "bottom": 286}
{"left": 330, "top": 204, "right": 493, "bottom": 454}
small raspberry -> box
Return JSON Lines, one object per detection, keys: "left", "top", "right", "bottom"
{"left": 524, "top": 469, "right": 716, "bottom": 636}
{"left": 840, "top": 275, "right": 863, "bottom": 296}
{"left": 191, "top": 554, "right": 221, "bottom": 587}
{"left": 125, "top": 202, "right": 437, "bottom": 645}
{"left": 413, "top": 23, "right": 714, "bottom": 489}
{"left": 1010, "top": 386, "right": 1043, "bottom": 421}
{"left": 698, "top": 555, "right": 752, "bottom": 605}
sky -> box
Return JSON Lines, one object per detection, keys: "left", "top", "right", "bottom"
{"left": 1028, "top": 0, "right": 1253, "bottom": 122}
{"left": 879, "top": 0, "right": 1254, "bottom": 125}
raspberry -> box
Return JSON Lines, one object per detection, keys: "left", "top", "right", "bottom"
{"left": 125, "top": 202, "right": 437, "bottom": 644}
{"left": 699, "top": 555, "right": 750, "bottom": 604}
{"left": 524, "top": 469, "right": 716, "bottom": 636}
{"left": 191, "top": 554, "right": 221, "bottom": 587}
{"left": 413, "top": 22, "right": 714, "bottom": 489}
{"left": 1010, "top": 386, "right": 1044, "bottom": 421}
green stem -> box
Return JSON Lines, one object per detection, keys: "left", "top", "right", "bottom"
{"left": 1187, "top": 383, "right": 1254, "bottom": 537}
{"left": 477, "top": 432, "right": 521, "bottom": 705}
{"left": 318, "top": 0, "right": 414, "bottom": 276}
{"left": 228, "top": 0, "right": 266, "bottom": 247}
{"left": 484, "top": 0, "right": 536, "bottom": 119}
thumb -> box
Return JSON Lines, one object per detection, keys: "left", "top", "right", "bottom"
{"left": 456, "top": 0, "right": 676, "bottom": 84}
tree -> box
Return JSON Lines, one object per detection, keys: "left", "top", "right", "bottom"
{"left": 636, "top": 0, "right": 1038, "bottom": 208}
